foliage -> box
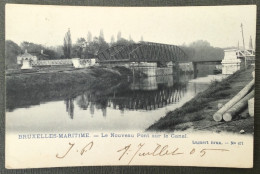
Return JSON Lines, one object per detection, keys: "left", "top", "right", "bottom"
{"left": 180, "top": 40, "right": 224, "bottom": 61}
{"left": 20, "top": 41, "right": 44, "bottom": 53}
{"left": 6, "top": 40, "right": 66, "bottom": 69}
{"left": 6, "top": 28, "right": 138, "bottom": 68}
{"left": 87, "top": 31, "right": 92, "bottom": 43}
{"left": 44, "top": 48, "right": 60, "bottom": 59}
{"left": 112, "top": 38, "right": 133, "bottom": 46}
{"left": 5, "top": 40, "right": 22, "bottom": 69}
{"left": 99, "top": 29, "right": 105, "bottom": 42}
{"left": 63, "top": 29, "right": 72, "bottom": 58}
{"left": 71, "top": 38, "right": 86, "bottom": 58}
{"left": 46, "top": 45, "right": 64, "bottom": 59}
{"left": 110, "top": 35, "right": 115, "bottom": 44}
{"left": 117, "top": 31, "right": 122, "bottom": 41}
{"left": 8, "top": 30, "right": 224, "bottom": 64}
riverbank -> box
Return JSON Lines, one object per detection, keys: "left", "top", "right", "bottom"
{"left": 6, "top": 66, "right": 144, "bottom": 110}
{"left": 147, "top": 66, "right": 254, "bottom": 134}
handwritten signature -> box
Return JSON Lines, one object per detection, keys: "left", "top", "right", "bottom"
{"left": 56, "top": 141, "right": 94, "bottom": 159}
{"left": 56, "top": 141, "right": 229, "bottom": 165}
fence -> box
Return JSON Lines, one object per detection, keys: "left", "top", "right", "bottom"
{"left": 31, "top": 59, "right": 73, "bottom": 66}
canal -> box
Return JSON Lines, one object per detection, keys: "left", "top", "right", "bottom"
{"left": 6, "top": 66, "right": 223, "bottom": 133}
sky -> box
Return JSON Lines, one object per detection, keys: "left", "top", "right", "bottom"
{"left": 6, "top": 4, "right": 257, "bottom": 48}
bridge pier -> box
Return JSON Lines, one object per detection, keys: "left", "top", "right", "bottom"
{"left": 192, "top": 62, "right": 198, "bottom": 79}
{"left": 191, "top": 60, "right": 222, "bottom": 78}
{"left": 221, "top": 49, "right": 241, "bottom": 75}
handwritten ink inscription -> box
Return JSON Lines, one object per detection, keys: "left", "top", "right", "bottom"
{"left": 55, "top": 141, "right": 229, "bottom": 165}
{"left": 117, "top": 143, "right": 229, "bottom": 164}
{"left": 56, "top": 141, "right": 94, "bottom": 159}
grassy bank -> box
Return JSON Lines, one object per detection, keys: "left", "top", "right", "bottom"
{"left": 147, "top": 66, "right": 254, "bottom": 134}
{"left": 6, "top": 66, "right": 144, "bottom": 110}
{"left": 7, "top": 66, "right": 138, "bottom": 90}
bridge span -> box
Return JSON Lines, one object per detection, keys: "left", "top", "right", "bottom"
{"left": 98, "top": 42, "right": 189, "bottom": 63}
{"left": 97, "top": 42, "right": 223, "bottom": 77}
{"left": 97, "top": 42, "right": 191, "bottom": 76}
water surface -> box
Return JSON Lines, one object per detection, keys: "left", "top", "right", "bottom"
{"left": 6, "top": 73, "right": 217, "bottom": 133}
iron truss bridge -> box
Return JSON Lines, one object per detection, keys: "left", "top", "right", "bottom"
{"left": 97, "top": 42, "right": 189, "bottom": 63}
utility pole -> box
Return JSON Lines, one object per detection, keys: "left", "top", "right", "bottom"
{"left": 241, "top": 23, "right": 247, "bottom": 69}
{"left": 241, "top": 23, "right": 245, "bottom": 50}
{"left": 249, "top": 36, "right": 253, "bottom": 50}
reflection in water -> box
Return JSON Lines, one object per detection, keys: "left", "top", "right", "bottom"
{"left": 66, "top": 75, "right": 188, "bottom": 119}
{"left": 6, "top": 73, "right": 212, "bottom": 132}
{"left": 65, "top": 98, "right": 75, "bottom": 119}
{"left": 197, "top": 64, "right": 219, "bottom": 77}
{"left": 74, "top": 93, "right": 108, "bottom": 118}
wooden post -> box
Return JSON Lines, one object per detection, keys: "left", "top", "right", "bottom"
{"left": 223, "top": 90, "right": 254, "bottom": 121}
{"left": 213, "top": 79, "right": 255, "bottom": 121}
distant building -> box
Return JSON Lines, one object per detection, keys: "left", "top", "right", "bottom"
{"left": 17, "top": 49, "right": 37, "bottom": 65}
{"left": 17, "top": 49, "right": 97, "bottom": 69}
{"left": 17, "top": 49, "right": 50, "bottom": 64}
{"left": 222, "top": 48, "right": 255, "bottom": 75}
{"left": 30, "top": 50, "right": 50, "bottom": 60}
{"left": 17, "top": 49, "right": 50, "bottom": 69}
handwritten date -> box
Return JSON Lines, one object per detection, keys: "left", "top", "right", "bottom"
{"left": 117, "top": 143, "right": 229, "bottom": 164}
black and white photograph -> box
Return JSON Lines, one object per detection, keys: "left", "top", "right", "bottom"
{"left": 4, "top": 4, "right": 256, "bottom": 168}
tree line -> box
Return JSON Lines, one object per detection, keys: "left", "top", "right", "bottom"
{"left": 5, "top": 29, "right": 141, "bottom": 68}
{"left": 5, "top": 29, "right": 224, "bottom": 69}
{"left": 63, "top": 29, "right": 138, "bottom": 59}
{"left": 180, "top": 40, "right": 224, "bottom": 61}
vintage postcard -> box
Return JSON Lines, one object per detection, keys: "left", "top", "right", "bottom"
{"left": 5, "top": 4, "right": 256, "bottom": 168}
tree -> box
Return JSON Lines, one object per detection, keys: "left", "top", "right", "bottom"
{"left": 20, "top": 41, "right": 30, "bottom": 52}
{"left": 44, "top": 49, "right": 59, "bottom": 59}
{"left": 20, "top": 41, "right": 44, "bottom": 53}
{"left": 88, "top": 36, "right": 109, "bottom": 55}
{"left": 189, "top": 40, "right": 211, "bottom": 48}
{"left": 140, "top": 36, "right": 144, "bottom": 42}
{"left": 87, "top": 31, "right": 92, "bottom": 43}
{"left": 99, "top": 29, "right": 105, "bottom": 42}
{"left": 129, "top": 35, "right": 134, "bottom": 43}
{"left": 117, "top": 31, "right": 122, "bottom": 41}
{"left": 116, "top": 38, "right": 131, "bottom": 46}
{"left": 110, "top": 35, "right": 115, "bottom": 44}
{"left": 5, "top": 40, "right": 22, "bottom": 69}
{"left": 63, "top": 28, "right": 72, "bottom": 58}
{"left": 91, "top": 37, "right": 101, "bottom": 55}
{"left": 53, "top": 45, "right": 64, "bottom": 59}
{"left": 180, "top": 40, "right": 224, "bottom": 61}
{"left": 74, "top": 38, "right": 86, "bottom": 58}
{"left": 77, "top": 37, "right": 86, "bottom": 45}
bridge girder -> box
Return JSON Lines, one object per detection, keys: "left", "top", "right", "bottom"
{"left": 98, "top": 42, "right": 188, "bottom": 62}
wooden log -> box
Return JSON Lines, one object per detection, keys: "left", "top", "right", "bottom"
{"left": 213, "top": 79, "right": 255, "bottom": 121}
{"left": 218, "top": 103, "right": 224, "bottom": 109}
{"left": 248, "top": 97, "right": 254, "bottom": 117}
{"left": 223, "top": 90, "right": 254, "bottom": 121}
